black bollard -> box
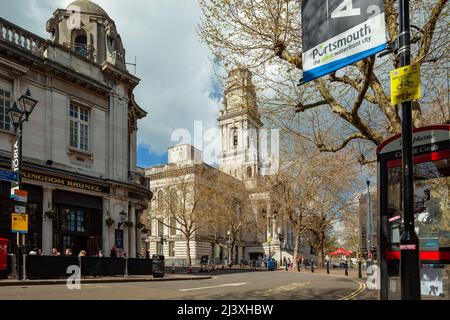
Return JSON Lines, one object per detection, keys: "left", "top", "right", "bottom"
{"left": 358, "top": 260, "right": 362, "bottom": 278}
{"left": 345, "top": 261, "right": 348, "bottom": 276}
{"left": 311, "top": 261, "right": 314, "bottom": 273}
{"left": 326, "top": 260, "right": 330, "bottom": 274}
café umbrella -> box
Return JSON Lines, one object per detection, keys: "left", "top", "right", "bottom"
{"left": 329, "top": 248, "right": 352, "bottom": 256}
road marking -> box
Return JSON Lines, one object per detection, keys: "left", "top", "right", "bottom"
{"left": 338, "top": 280, "right": 367, "bottom": 300}
{"left": 256, "top": 282, "right": 310, "bottom": 297}
{"left": 179, "top": 282, "right": 248, "bottom": 292}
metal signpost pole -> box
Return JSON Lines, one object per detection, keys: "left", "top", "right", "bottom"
{"left": 367, "top": 181, "right": 372, "bottom": 265}
{"left": 398, "top": 0, "right": 421, "bottom": 300}
{"left": 15, "top": 125, "right": 23, "bottom": 280}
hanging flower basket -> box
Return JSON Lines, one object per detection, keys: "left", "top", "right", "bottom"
{"left": 136, "top": 222, "right": 145, "bottom": 229}
{"left": 125, "top": 221, "right": 134, "bottom": 228}
{"left": 105, "top": 217, "right": 115, "bottom": 226}
{"left": 45, "top": 210, "right": 57, "bottom": 220}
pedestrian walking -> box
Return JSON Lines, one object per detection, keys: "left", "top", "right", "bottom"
{"left": 287, "top": 257, "right": 292, "bottom": 271}
{"left": 283, "top": 257, "right": 287, "bottom": 271}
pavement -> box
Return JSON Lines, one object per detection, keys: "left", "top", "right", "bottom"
{"left": 0, "top": 268, "right": 378, "bottom": 300}
{"left": 0, "top": 274, "right": 212, "bottom": 287}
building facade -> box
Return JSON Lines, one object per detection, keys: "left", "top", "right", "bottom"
{"left": 0, "top": 0, "right": 151, "bottom": 257}
{"left": 144, "top": 68, "right": 296, "bottom": 265}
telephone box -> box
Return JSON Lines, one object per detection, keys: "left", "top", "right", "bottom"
{"left": 377, "top": 125, "right": 450, "bottom": 300}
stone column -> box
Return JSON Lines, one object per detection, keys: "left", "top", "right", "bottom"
{"left": 136, "top": 209, "right": 142, "bottom": 257}
{"left": 42, "top": 187, "right": 53, "bottom": 255}
{"left": 129, "top": 205, "right": 137, "bottom": 258}
{"left": 123, "top": 203, "right": 129, "bottom": 257}
{"left": 102, "top": 197, "right": 110, "bottom": 256}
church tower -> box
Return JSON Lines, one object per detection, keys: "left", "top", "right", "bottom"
{"left": 46, "top": 0, "right": 126, "bottom": 69}
{"left": 218, "top": 67, "right": 263, "bottom": 182}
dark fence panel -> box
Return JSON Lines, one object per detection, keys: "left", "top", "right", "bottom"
{"left": 127, "top": 258, "right": 153, "bottom": 275}
{"left": 80, "top": 257, "right": 126, "bottom": 276}
{"left": 7, "top": 254, "right": 13, "bottom": 274}
{"left": 26, "top": 256, "right": 79, "bottom": 279}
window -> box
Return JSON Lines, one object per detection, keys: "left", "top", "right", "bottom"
{"left": 157, "top": 190, "right": 164, "bottom": 209}
{"left": 158, "top": 219, "right": 164, "bottom": 237}
{"left": 170, "top": 217, "right": 177, "bottom": 236}
{"left": 169, "top": 242, "right": 175, "bottom": 257}
{"left": 0, "top": 88, "right": 11, "bottom": 131}
{"left": 156, "top": 242, "right": 163, "bottom": 255}
{"left": 233, "top": 129, "right": 238, "bottom": 148}
{"left": 70, "top": 104, "right": 90, "bottom": 151}
{"left": 61, "top": 208, "right": 85, "bottom": 232}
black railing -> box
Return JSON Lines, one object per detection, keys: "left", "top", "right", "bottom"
{"left": 63, "top": 42, "right": 95, "bottom": 60}
{"left": 23, "top": 256, "right": 153, "bottom": 279}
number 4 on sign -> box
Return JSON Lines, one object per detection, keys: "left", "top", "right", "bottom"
{"left": 331, "top": 0, "right": 361, "bottom": 19}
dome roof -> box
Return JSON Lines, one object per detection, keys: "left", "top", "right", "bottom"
{"left": 67, "top": 0, "right": 109, "bottom": 18}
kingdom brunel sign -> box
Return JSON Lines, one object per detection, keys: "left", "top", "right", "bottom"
{"left": 22, "top": 171, "right": 109, "bottom": 194}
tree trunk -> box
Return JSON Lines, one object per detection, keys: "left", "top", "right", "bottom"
{"left": 186, "top": 237, "right": 192, "bottom": 267}
{"left": 293, "top": 231, "right": 301, "bottom": 268}
{"left": 318, "top": 233, "right": 325, "bottom": 268}
{"left": 229, "top": 239, "right": 236, "bottom": 267}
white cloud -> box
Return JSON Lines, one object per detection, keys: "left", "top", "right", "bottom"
{"left": 3, "top": 0, "right": 221, "bottom": 157}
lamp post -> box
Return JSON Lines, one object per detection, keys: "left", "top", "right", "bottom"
{"left": 277, "top": 226, "right": 284, "bottom": 268}
{"left": 7, "top": 89, "right": 38, "bottom": 281}
{"left": 227, "top": 230, "right": 231, "bottom": 266}
{"left": 398, "top": 0, "right": 421, "bottom": 300}
{"left": 366, "top": 180, "right": 373, "bottom": 270}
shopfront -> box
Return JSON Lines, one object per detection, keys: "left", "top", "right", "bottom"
{"left": 377, "top": 125, "right": 450, "bottom": 300}
{"left": 0, "top": 168, "right": 109, "bottom": 256}
{"left": 52, "top": 190, "right": 103, "bottom": 256}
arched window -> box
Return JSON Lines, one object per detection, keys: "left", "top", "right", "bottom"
{"left": 72, "top": 29, "right": 88, "bottom": 57}
{"left": 157, "top": 190, "right": 164, "bottom": 210}
{"left": 247, "top": 166, "right": 252, "bottom": 178}
{"left": 231, "top": 127, "right": 238, "bottom": 149}
{"left": 169, "top": 189, "right": 178, "bottom": 214}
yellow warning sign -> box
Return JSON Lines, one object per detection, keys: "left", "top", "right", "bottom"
{"left": 11, "top": 213, "right": 28, "bottom": 234}
{"left": 391, "top": 64, "right": 421, "bottom": 105}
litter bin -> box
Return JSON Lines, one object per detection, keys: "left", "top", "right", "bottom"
{"left": 268, "top": 259, "right": 275, "bottom": 271}
{"left": 0, "top": 238, "right": 9, "bottom": 279}
{"left": 152, "top": 254, "right": 165, "bottom": 278}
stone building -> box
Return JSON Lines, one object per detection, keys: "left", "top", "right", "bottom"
{"left": 144, "top": 68, "right": 296, "bottom": 265}
{"left": 0, "top": 0, "right": 151, "bottom": 257}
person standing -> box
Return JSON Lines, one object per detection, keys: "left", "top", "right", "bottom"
{"left": 283, "top": 257, "right": 288, "bottom": 271}
{"left": 110, "top": 246, "right": 117, "bottom": 258}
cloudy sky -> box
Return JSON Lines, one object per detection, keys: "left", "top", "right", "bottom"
{"left": 2, "top": 0, "right": 222, "bottom": 167}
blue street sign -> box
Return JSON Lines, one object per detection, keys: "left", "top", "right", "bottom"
{"left": 0, "top": 169, "right": 18, "bottom": 182}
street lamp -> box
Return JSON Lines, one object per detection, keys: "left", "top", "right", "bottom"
{"left": 277, "top": 226, "right": 284, "bottom": 268}
{"left": 6, "top": 89, "right": 38, "bottom": 281}
{"left": 18, "top": 89, "right": 38, "bottom": 121}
